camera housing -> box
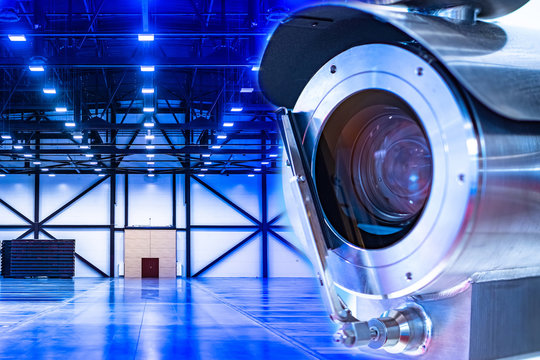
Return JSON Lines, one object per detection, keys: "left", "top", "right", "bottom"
{"left": 260, "top": 3, "right": 540, "bottom": 359}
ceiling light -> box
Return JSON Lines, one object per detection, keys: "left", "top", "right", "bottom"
{"left": 145, "top": 145, "right": 155, "bottom": 150}
{"left": 143, "top": 107, "right": 155, "bottom": 112}
{"left": 143, "top": 121, "right": 155, "bottom": 128}
{"left": 147, "top": 162, "right": 155, "bottom": 165}
{"left": 210, "top": 145, "right": 221, "bottom": 149}
{"left": 33, "top": 161, "right": 41, "bottom": 165}
{"left": 8, "top": 34, "right": 26, "bottom": 42}
{"left": 65, "top": 122, "right": 76, "bottom": 127}
{"left": 145, "top": 134, "right": 155, "bottom": 140}
{"left": 138, "top": 34, "right": 154, "bottom": 41}
{"left": 197, "top": 174, "right": 205, "bottom": 177}
{"left": 13, "top": 145, "right": 23, "bottom": 150}
{"left": 251, "top": 65, "right": 260, "bottom": 71}
{"left": 201, "top": 168, "right": 208, "bottom": 172}
{"left": 148, "top": 168, "right": 155, "bottom": 172}
{"left": 217, "top": 134, "right": 227, "bottom": 140}
{"left": 55, "top": 107, "right": 67, "bottom": 112}
{"left": 43, "top": 87, "right": 56, "bottom": 94}
{"left": 85, "top": 154, "right": 94, "bottom": 158}
{"left": 48, "top": 174, "right": 56, "bottom": 177}
{"left": 148, "top": 173, "right": 155, "bottom": 177}
{"left": 140, "top": 65, "right": 155, "bottom": 72}
{"left": 0, "top": 174, "right": 5, "bottom": 177}
{"left": 1, "top": 135, "right": 11, "bottom": 140}
{"left": 248, "top": 174, "right": 255, "bottom": 177}
{"left": 240, "top": 87, "right": 254, "bottom": 93}
{"left": 230, "top": 107, "right": 243, "bottom": 112}
{"left": 146, "top": 154, "right": 155, "bottom": 158}
{"left": 254, "top": 168, "right": 261, "bottom": 172}
{"left": 98, "top": 174, "right": 106, "bottom": 177}
{"left": 94, "top": 168, "right": 102, "bottom": 172}
{"left": 204, "top": 161, "right": 212, "bottom": 165}
{"left": 73, "top": 134, "right": 83, "bottom": 140}
{"left": 141, "top": 87, "right": 155, "bottom": 94}
{"left": 223, "top": 122, "right": 234, "bottom": 127}
{"left": 41, "top": 168, "right": 49, "bottom": 172}
{"left": 23, "top": 154, "right": 32, "bottom": 158}
{"left": 89, "top": 161, "right": 98, "bottom": 165}
{"left": 29, "top": 65, "right": 44, "bottom": 72}
{"left": 261, "top": 161, "right": 269, "bottom": 165}
{"left": 202, "top": 153, "right": 211, "bottom": 158}
{"left": 269, "top": 154, "right": 278, "bottom": 158}
{"left": 80, "top": 145, "right": 90, "bottom": 149}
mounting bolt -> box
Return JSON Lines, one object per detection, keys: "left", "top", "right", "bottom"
{"left": 330, "top": 65, "right": 337, "bottom": 74}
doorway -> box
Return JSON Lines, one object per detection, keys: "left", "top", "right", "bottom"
{"left": 142, "top": 258, "right": 159, "bottom": 278}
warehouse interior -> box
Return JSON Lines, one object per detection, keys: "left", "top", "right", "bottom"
{"left": 0, "top": 0, "right": 538, "bottom": 359}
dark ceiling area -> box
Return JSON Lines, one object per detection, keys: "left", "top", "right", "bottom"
{"left": 0, "top": 0, "right": 307, "bottom": 176}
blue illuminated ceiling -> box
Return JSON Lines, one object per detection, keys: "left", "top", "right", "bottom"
{"left": 0, "top": 0, "right": 311, "bottom": 175}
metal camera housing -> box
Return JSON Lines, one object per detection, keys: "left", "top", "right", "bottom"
{"left": 260, "top": 2, "right": 540, "bottom": 359}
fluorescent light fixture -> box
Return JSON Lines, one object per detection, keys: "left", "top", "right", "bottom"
{"left": 23, "top": 154, "right": 32, "bottom": 158}
{"left": 48, "top": 174, "right": 56, "bottom": 177}
{"left": 240, "top": 87, "right": 254, "bottom": 93}
{"left": 33, "top": 161, "right": 41, "bottom": 165}
{"left": 248, "top": 174, "right": 255, "bottom": 177}
{"left": 261, "top": 161, "right": 269, "bottom": 165}
{"left": 217, "top": 134, "right": 227, "bottom": 140}
{"left": 147, "top": 162, "right": 155, "bottom": 165}
{"left": 1, "top": 135, "right": 11, "bottom": 140}
{"left": 210, "top": 145, "right": 221, "bottom": 149}
{"left": 85, "top": 154, "right": 94, "bottom": 158}
{"left": 251, "top": 65, "right": 260, "bottom": 71}
{"left": 141, "top": 87, "right": 155, "bottom": 94}
{"left": 145, "top": 145, "right": 155, "bottom": 150}
{"left": 65, "top": 122, "right": 76, "bottom": 127}
{"left": 80, "top": 145, "right": 90, "bottom": 149}
{"left": 55, "top": 107, "right": 67, "bottom": 112}
{"left": 230, "top": 107, "right": 243, "bottom": 112}
{"left": 73, "top": 134, "right": 83, "bottom": 140}
{"left": 98, "top": 174, "right": 106, "bottom": 177}
{"left": 223, "top": 122, "right": 234, "bottom": 127}
{"left": 204, "top": 161, "right": 212, "bottom": 165}
{"left": 254, "top": 168, "right": 261, "bottom": 172}
{"left": 8, "top": 34, "right": 26, "bottom": 42}
{"left": 89, "top": 162, "right": 98, "bottom": 165}
{"left": 145, "top": 134, "right": 155, "bottom": 140}
{"left": 269, "top": 154, "right": 278, "bottom": 158}
{"left": 197, "top": 174, "right": 205, "bottom": 177}
{"left": 29, "top": 65, "right": 44, "bottom": 72}
{"left": 148, "top": 173, "right": 155, "bottom": 177}
{"left": 0, "top": 174, "right": 5, "bottom": 177}
{"left": 143, "top": 121, "right": 155, "bottom": 128}
{"left": 138, "top": 34, "right": 154, "bottom": 41}
{"left": 143, "top": 107, "right": 155, "bottom": 112}
{"left": 146, "top": 154, "right": 155, "bottom": 158}
{"left": 140, "top": 65, "right": 155, "bottom": 72}
{"left": 94, "top": 168, "right": 102, "bottom": 172}
{"left": 13, "top": 145, "right": 23, "bottom": 150}
{"left": 201, "top": 168, "right": 208, "bottom": 172}
{"left": 202, "top": 153, "right": 211, "bottom": 157}
{"left": 148, "top": 168, "right": 155, "bottom": 172}
{"left": 42, "top": 87, "right": 56, "bottom": 94}
{"left": 41, "top": 168, "right": 49, "bottom": 172}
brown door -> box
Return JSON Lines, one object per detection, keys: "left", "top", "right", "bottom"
{"left": 141, "top": 258, "right": 159, "bottom": 278}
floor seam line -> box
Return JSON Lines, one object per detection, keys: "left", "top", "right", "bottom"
{"left": 188, "top": 280, "right": 327, "bottom": 360}
{"left": 133, "top": 300, "right": 147, "bottom": 360}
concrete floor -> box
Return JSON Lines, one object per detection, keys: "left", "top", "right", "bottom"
{"left": 0, "top": 278, "right": 369, "bottom": 360}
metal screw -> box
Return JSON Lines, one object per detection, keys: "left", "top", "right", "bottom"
{"left": 330, "top": 65, "right": 337, "bottom": 74}
{"left": 458, "top": 174, "right": 465, "bottom": 183}
{"left": 416, "top": 67, "right": 424, "bottom": 76}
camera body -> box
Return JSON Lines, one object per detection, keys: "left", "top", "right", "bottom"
{"left": 260, "top": 3, "right": 540, "bottom": 359}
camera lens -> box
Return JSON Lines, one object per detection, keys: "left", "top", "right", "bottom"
{"left": 315, "top": 90, "right": 433, "bottom": 249}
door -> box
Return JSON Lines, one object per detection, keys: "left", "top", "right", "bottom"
{"left": 141, "top": 258, "right": 159, "bottom": 278}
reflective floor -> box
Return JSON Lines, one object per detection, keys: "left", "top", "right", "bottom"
{"left": 0, "top": 278, "right": 368, "bottom": 360}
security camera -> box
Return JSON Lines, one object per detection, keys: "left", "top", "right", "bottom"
{"left": 259, "top": 1, "right": 540, "bottom": 359}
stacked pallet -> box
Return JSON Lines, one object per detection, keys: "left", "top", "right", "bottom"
{"left": 1, "top": 240, "right": 75, "bottom": 278}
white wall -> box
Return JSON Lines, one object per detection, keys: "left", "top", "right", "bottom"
{"left": 0, "top": 171, "right": 314, "bottom": 278}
